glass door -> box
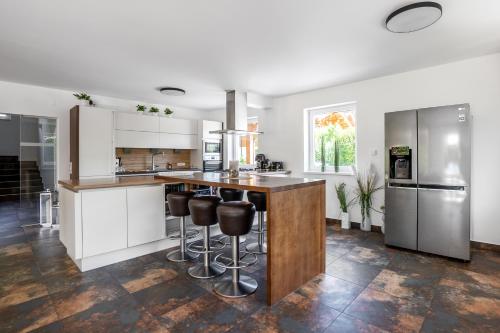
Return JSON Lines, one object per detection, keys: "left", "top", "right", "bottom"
{"left": 19, "top": 116, "right": 57, "bottom": 225}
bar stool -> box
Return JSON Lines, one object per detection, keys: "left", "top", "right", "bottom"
{"left": 214, "top": 201, "right": 258, "bottom": 298}
{"left": 219, "top": 188, "right": 246, "bottom": 244}
{"left": 187, "top": 196, "right": 226, "bottom": 279}
{"left": 166, "top": 191, "right": 199, "bottom": 262}
{"left": 246, "top": 191, "right": 267, "bottom": 254}
{"left": 219, "top": 188, "right": 244, "bottom": 202}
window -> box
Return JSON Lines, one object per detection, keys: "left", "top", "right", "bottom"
{"left": 239, "top": 117, "right": 259, "bottom": 165}
{"left": 305, "top": 102, "right": 356, "bottom": 173}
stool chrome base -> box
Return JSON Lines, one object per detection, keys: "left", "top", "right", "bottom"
{"left": 166, "top": 249, "right": 199, "bottom": 262}
{"left": 188, "top": 263, "right": 225, "bottom": 279}
{"left": 246, "top": 242, "right": 267, "bottom": 254}
{"left": 213, "top": 275, "right": 258, "bottom": 298}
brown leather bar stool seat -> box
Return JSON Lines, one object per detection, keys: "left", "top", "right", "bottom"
{"left": 166, "top": 191, "right": 199, "bottom": 262}
{"left": 220, "top": 188, "right": 244, "bottom": 202}
{"left": 219, "top": 188, "right": 246, "bottom": 244}
{"left": 213, "top": 201, "right": 258, "bottom": 298}
{"left": 187, "top": 196, "right": 226, "bottom": 279}
{"left": 246, "top": 191, "right": 267, "bottom": 254}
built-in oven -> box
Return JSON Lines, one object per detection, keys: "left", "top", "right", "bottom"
{"left": 203, "top": 139, "right": 222, "bottom": 155}
{"left": 203, "top": 160, "right": 223, "bottom": 172}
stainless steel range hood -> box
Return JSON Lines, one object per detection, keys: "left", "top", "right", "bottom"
{"left": 209, "top": 90, "right": 263, "bottom": 135}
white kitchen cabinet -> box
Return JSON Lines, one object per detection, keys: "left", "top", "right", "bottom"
{"left": 115, "top": 130, "right": 159, "bottom": 148}
{"left": 78, "top": 107, "right": 115, "bottom": 178}
{"left": 81, "top": 188, "right": 128, "bottom": 257}
{"left": 127, "top": 185, "right": 165, "bottom": 247}
{"left": 115, "top": 112, "right": 159, "bottom": 132}
{"left": 202, "top": 120, "right": 223, "bottom": 139}
{"left": 160, "top": 117, "right": 197, "bottom": 135}
{"left": 159, "top": 133, "right": 197, "bottom": 149}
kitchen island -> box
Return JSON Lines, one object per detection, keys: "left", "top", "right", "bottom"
{"left": 155, "top": 172, "right": 326, "bottom": 305}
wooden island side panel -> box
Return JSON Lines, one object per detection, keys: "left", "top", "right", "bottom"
{"left": 267, "top": 183, "right": 326, "bottom": 304}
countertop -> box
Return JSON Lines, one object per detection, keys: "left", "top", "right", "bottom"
{"left": 155, "top": 172, "right": 324, "bottom": 192}
{"left": 58, "top": 176, "right": 179, "bottom": 192}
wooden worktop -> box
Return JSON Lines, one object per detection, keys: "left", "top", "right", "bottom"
{"left": 58, "top": 176, "right": 173, "bottom": 192}
{"left": 154, "top": 172, "right": 325, "bottom": 192}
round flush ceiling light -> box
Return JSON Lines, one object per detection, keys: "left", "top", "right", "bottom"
{"left": 159, "top": 87, "right": 186, "bottom": 96}
{"left": 386, "top": 2, "right": 442, "bottom": 33}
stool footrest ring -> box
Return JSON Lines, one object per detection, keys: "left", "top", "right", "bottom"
{"left": 213, "top": 252, "right": 258, "bottom": 270}
{"left": 167, "top": 229, "right": 199, "bottom": 240}
{"left": 186, "top": 238, "right": 226, "bottom": 254}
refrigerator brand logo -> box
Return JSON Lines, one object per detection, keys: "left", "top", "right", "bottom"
{"left": 458, "top": 114, "right": 466, "bottom": 122}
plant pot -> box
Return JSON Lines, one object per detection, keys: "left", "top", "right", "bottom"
{"left": 340, "top": 212, "right": 350, "bottom": 229}
{"left": 361, "top": 216, "right": 371, "bottom": 232}
{"left": 381, "top": 215, "right": 385, "bottom": 234}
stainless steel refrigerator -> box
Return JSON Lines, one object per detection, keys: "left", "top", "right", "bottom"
{"left": 384, "top": 104, "right": 471, "bottom": 260}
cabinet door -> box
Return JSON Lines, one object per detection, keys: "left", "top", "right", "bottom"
{"left": 202, "top": 120, "right": 222, "bottom": 139}
{"left": 115, "top": 112, "right": 159, "bottom": 132}
{"left": 79, "top": 107, "right": 114, "bottom": 177}
{"left": 159, "top": 133, "right": 197, "bottom": 149}
{"left": 115, "top": 130, "right": 159, "bottom": 148}
{"left": 160, "top": 118, "right": 197, "bottom": 135}
{"left": 81, "top": 188, "right": 127, "bottom": 257}
{"left": 127, "top": 185, "right": 165, "bottom": 247}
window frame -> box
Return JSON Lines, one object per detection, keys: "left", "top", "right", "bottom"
{"left": 303, "top": 102, "right": 357, "bottom": 175}
{"left": 239, "top": 116, "right": 259, "bottom": 168}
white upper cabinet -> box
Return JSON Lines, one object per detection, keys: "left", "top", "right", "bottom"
{"left": 159, "top": 133, "right": 197, "bottom": 149}
{"left": 115, "top": 130, "right": 159, "bottom": 148}
{"left": 79, "top": 107, "right": 115, "bottom": 178}
{"left": 202, "top": 120, "right": 223, "bottom": 139}
{"left": 159, "top": 117, "right": 197, "bottom": 135}
{"left": 115, "top": 112, "right": 159, "bottom": 132}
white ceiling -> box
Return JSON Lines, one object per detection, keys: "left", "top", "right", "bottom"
{"left": 1, "top": 0, "right": 499, "bottom": 109}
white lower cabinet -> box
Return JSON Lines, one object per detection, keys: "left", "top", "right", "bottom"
{"left": 81, "top": 188, "right": 128, "bottom": 257}
{"left": 127, "top": 185, "right": 165, "bottom": 247}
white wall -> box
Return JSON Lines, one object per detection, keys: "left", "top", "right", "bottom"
{"left": 0, "top": 80, "right": 211, "bottom": 182}
{"left": 263, "top": 53, "right": 500, "bottom": 245}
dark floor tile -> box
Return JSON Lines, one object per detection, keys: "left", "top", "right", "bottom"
{"left": 112, "top": 261, "right": 178, "bottom": 293}
{"left": 425, "top": 284, "right": 500, "bottom": 332}
{"left": 31, "top": 243, "right": 67, "bottom": 260}
{"left": 0, "top": 227, "right": 25, "bottom": 239}
{"left": 43, "top": 266, "right": 113, "bottom": 295}
{"left": 161, "top": 292, "right": 246, "bottom": 332}
{"left": 50, "top": 278, "right": 127, "bottom": 320}
{"left": 36, "top": 256, "right": 79, "bottom": 277}
{"left": 0, "top": 258, "right": 40, "bottom": 286}
{"left": 0, "top": 294, "right": 59, "bottom": 333}
{"left": 0, "top": 278, "right": 49, "bottom": 310}
{"left": 0, "top": 242, "right": 32, "bottom": 258}
{"left": 132, "top": 275, "right": 207, "bottom": 316}
{"left": 344, "top": 245, "right": 394, "bottom": 267}
{"left": 386, "top": 251, "right": 446, "bottom": 280}
{"left": 325, "top": 313, "right": 389, "bottom": 333}
{"left": 345, "top": 288, "right": 427, "bottom": 333}
{"left": 448, "top": 248, "right": 500, "bottom": 276}
{"left": 326, "top": 258, "right": 383, "bottom": 287}
{"left": 438, "top": 266, "right": 500, "bottom": 298}
{"left": 35, "top": 294, "right": 169, "bottom": 333}
{"left": 368, "top": 268, "right": 437, "bottom": 307}
{"left": 296, "top": 274, "right": 363, "bottom": 312}
{"left": 23, "top": 226, "right": 59, "bottom": 241}
{"left": 0, "top": 234, "right": 28, "bottom": 247}
{"left": 249, "top": 291, "right": 341, "bottom": 333}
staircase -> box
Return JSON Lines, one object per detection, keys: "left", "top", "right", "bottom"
{"left": 0, "top": 156, "right": 45, "bottom": 202}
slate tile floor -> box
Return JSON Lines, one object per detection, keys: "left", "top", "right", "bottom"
{"left": 0, "top": 200, "right": 499, "bottom": 332}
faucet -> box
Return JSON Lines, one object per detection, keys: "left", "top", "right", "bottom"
{"left": 151, "top": 152, "right": 164, "bottom": 171}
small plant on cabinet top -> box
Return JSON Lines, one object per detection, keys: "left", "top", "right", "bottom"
{"left": 164, "top": 107, "right": 174, "bottom": 116}
{"left": 136, "top": 104, "right": 146, "bottom": 112}
{"left": 149, "top": 106, "right": 159, "bottom": 113}
{"left": 73, "top": 92, "right": 93, "bottom": 106}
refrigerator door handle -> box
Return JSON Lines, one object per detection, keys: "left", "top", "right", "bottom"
{"left": 418, "top": 184, "right": 466, "bottom": 191}
{"left": 388, "top": 183, "right": 418, "bottom": 189}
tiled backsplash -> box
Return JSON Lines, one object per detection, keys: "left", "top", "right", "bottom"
{"left": 116, "top": 148, "right": 192, "bottom": 171}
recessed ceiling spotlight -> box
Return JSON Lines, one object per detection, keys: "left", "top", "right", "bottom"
{"left": 386, "top": 2, "right": 442, "bottom": 33}
{"left": 159, "top": 87, "right": 186, "bottom": 96}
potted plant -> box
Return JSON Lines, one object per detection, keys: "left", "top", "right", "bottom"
{"left": 335, "top": 182, "right": 355, "bottom": 229}
{"left": 354, "top": 166, "right": 383, "bottom": 231}
{"left": 149, "top": 106, "right": 159, "bottom": 114}
{"left": 73, "top": 92, "right": 93, "bottom": 106}
{"left": 136, "top": 104, "right": 146, "bottom": 112}
{"left": 164, "top": 107, "right": 174, "bottom": 117}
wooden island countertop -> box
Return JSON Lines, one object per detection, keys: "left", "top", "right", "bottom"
{"left": 156, "top": 172, "right": 326, "bottom": 305}
{"left": 58, "top": 175, "right": 176, "bottom": 192}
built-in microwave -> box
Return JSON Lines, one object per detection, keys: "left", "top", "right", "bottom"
{"left": 203, "top": 139, "right": 222, "bottom": 155}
